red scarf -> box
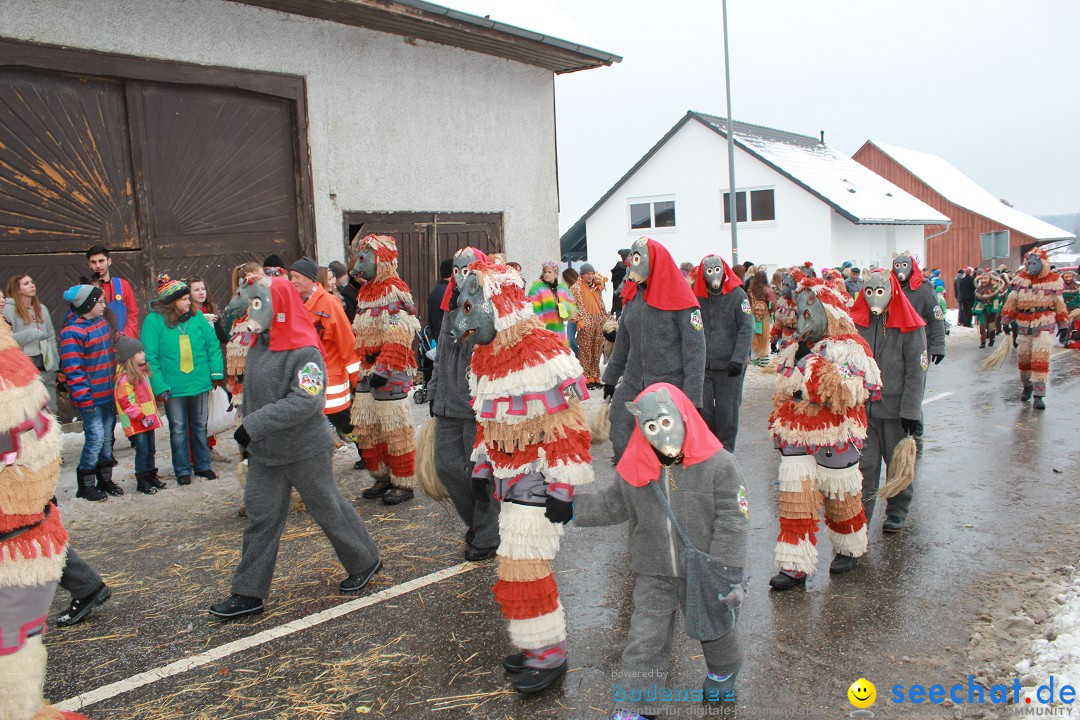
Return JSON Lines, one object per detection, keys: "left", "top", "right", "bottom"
{"left": 692, "top": 254, "right": 742, "bottom": 298}
{"left": 615, "top": 383, "right": 724, "bottom": 488}
{"left": 268, "top": 277, "right": 324, "bottom": 352}
{"left": 850, "top": 271, "right": 926, "bottom": 333}
{"left": 620, "top": 238, "right": 700, "bottom": 311}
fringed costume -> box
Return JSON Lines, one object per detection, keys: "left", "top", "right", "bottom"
{"left": 465, "top": 262, "right": 594, "bottom": 681}
{"left": 350, "top": 234, "right": 422, "bottom": 493}
{"left": 0, "top": 315, "right": 89, "bottom": 720}
{"left": 771, "top": 293, "right": 798, "bottom": 350}
{"left": 1000, "top": 248, "right": 1068, "bottom": 401}
{"left": 972, "top": 271, "right": 1007, "bottom": 348}
{"left": 769, "top": 274, "right": 882, "bottom": 580}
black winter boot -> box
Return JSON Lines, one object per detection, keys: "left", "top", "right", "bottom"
{"left": 76, "top": 469, "right": 108, "bottom": 501}
{"left": 148, "top": 468, "right": 167, "bottom": 490}
{"left": 1033, "top": 396, "right": 1046, "bottom": 410}
{"left": 96, "top": 463, "right": 124, "bottom": 496}
{"left": 135, "top": 471, "right": 159, "bottom": 495}
{"left": 1021, "top": 385, "right": 1033, "bottom": 401}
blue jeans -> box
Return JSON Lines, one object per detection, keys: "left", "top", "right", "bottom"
{"left": 165, "top": 392, "right": 211, "bottom": 477}
{"left": 131, "top": 430, "right": 157, "bottom": 475}
{"left": 566, "top": 321, "right": 579, "bottom": 355}
{"left": 78, "top": 403, "right": 116, "bottom": 471}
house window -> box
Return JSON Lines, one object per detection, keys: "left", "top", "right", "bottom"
{"left": 628, "top": 197, "right": 676, "bottom": 230}
{"left": 723, "top": 188, "right": 775, "bottom": 223}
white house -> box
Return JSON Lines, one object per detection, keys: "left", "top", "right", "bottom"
{"left": 0, "top": 0, "right": 618, "bottom": 327}
{"left": 561, "top": 112, "right": 950, "bottom": 290}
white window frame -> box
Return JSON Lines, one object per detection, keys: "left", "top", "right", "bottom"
{"left": 627, "top": 194, "right": 677, "bottom": 233}
{"left": 720, "top": 186, "right": 776, "bottom": 227}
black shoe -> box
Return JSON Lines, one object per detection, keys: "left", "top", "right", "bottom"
{"left": 511, "top": 660, "right": 568, "bottom": 693}
{"left": 96, "top": 464, "right": 124, "bottom": 496}
{"left": 465, "top": 528, "right": 476, "bottom": 545}
{"left": 196, "top": 469, "right": 218, "bottom": 480}
{"left": 340, "top": 559, "right": 382, "bottom": 593}
{"left": 361, "top": 477, "right": 392, "bottom": 499}
{"left": 382, "top": 487, "right": 414, "bottom": 505}
{"left": 353, "top": 459, "right": 366, "bottom": 471}
{"left": 503, "top": 652, "right": 527, "bottom": 673}
{"left": 829, "top": 554, "right": 857, "bottom": 574}
{"left": 56, "top": 584, "right": 111, "bottom": 627}
{"left": 979, "top": 340, "right": 986, "bottom": 348}
{"left": 882, "top": 516, "right": 905, "bottom": 533}
{"left": 209, "top": 594, "right": 264, "bottom": 619}
{"left": 1021, "top": 386, "right": 1033, "bottom": 401}
{"left": 177, "top": 475, "right": 192, "bottom": 486}
{"left": 135, "top": 472, "right": 159, "bottom": 495}
{"left": 768, "top": 571, "right": 807, "bottom": 590}
{"left": 1033, "top": 396, "right": 1046, "bottom": 410}
{"left": 988, "top": 336, "right": 995, "bottom": 347}
{"left": 464, "top": 545, "right": 497, "bottom": 562}
{"left": 76, "top": 469, "right": 108, "bottom": 501}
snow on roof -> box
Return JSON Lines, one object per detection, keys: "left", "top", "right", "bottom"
{"left": 870, "top": 141, "right": 1075, "bottom": 241}
{"left": 694, "top": 114, "right": 950, "bottom": 226}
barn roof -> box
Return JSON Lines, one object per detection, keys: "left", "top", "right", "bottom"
{"left": 866, "top": 141, "right": 1075, "bottom": 242}
{"left": 230, "top": 0, "right": 621, "bottom": 74}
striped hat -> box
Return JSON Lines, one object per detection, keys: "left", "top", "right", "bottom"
{"left": 155, "top": 274, "right": 189, "bottom": 303}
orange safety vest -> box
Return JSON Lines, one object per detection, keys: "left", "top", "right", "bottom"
{"left": 304, "top": 285, "right": 358, "bottom": 415}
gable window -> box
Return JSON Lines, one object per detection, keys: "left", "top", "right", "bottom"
{"left": 723, "top": 188, "right": 776, "bottom": 224}
{"left": 628, "top": 196, "right": 676, "bottom": 230}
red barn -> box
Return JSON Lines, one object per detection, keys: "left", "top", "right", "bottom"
{"left": 853, "top": 141, "right": 1074, "bottom": 307}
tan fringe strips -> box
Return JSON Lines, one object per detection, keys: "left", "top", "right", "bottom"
{"left": 879, "top": 437, "right": 917, "bottom": 499}
{"left": 353, "top": 324, "right": 415, "bottom": 348}
{"left": 0, "top": 459, "right": 61, "bottom": 516}
{"left": 810, "top": 360, "right": 856, "bottom": 414}
{"left": 415, "top": 418, "right": 447, "bottom": 502}
{"left": 497, "top": 556, "right": 553, "bottom": 582}
{"left": 383, "top": 425, "right": 415, "bottom": 456}
{"left": 589, "top": 402, "right": 611, "bottom": 444}
{"left": 491, "top": 317, "right": 544, "bottom": 352}
{"left": 479, "top": 411, "right": 586, "bottom": 450}
{"left": 823, "top": 490, "right": 863, "bottom": 521}
{"left": 778, "top": 492, "right": 822, "bottom": 520}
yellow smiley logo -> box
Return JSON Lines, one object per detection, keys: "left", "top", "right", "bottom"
{"left": 848, "top": 678, "right": 876, "bottom": 709}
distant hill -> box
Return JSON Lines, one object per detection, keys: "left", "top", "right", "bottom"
{"left": 1039, "top": 213, "right": 1079, "bottom": 264}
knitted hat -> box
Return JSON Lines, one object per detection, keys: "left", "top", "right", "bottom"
{"left": 116, "top": 335, "right": 145, "bottom": 362}
{"left": 63, "top": 284, "right": 103, "bottom": 315}
{"left": 618, "top": 249, "right": 631, "bottom": 260}
{"left": 328, "top": 260, "right": 348, "bottom": 278}
{"left": 263, "top": 254, "right": 286, "bottom": 269}
{"left": 579, "top": 263, "right": 595, "bottom": 273}
{"left": 155, "top": 274, "right": 189, "bottom": 304}
{"left": 289, "top": 256, "right": 319, "bottom": 281}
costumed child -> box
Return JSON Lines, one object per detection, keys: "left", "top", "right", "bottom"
{"left": 0, "top": 310, "right": 90, "bottom": 720}
{"left": 114, "top": 336, "right": 166, "bottom": 495}
{"left": 1060, "top": 269, "right": 1079, "bottom": 348}
{"left": 850, "top": 270, "right": 927, "bottom": 534}
{"left": 209, "top": 276, "right": 382, "bottom": 619}
{"left": 450, "top": 261, "right": 593, "bottom": 694}
{"left": 693, "top": 254, "right": 753, "bottom": 451}
{"left": 603, "top": 237, "right": 705, "bottom": 462}
{"left": 770, "top": 271, "right": 798, "bottom": 352}
{"left": 768, "top": 272, "right": 882, "bottom": 590}
{"left": 349, "top": 233, "right": 422, "bottom": 505}
{"left": 574, "top": 384, "right": 749, "bottom": 720}
{"left": 996, "top": 247, "right": 1068, "bottom": 409}
{"left": 972, "top": 270, "right": 1007, "bottom": 348}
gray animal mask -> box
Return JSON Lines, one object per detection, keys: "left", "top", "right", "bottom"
{"left": 1025, "top": 252, "right": 1044, "bottom": 277}
{"left": 863, "top": 270, "right": 891, "bottom": 315}
{"left": 892, "top": 253, "right": 914, "bottom": 284}
{"left": 450, "top": 272, "right": 497, "bottom": 345}
{"left": 351, "top": 245, "right": 378, "bottom": 282}
{"left": 452, "top": 248, "right": 482, "bottom": 289}
{"left": 701, "top": 256, "right": 728, "bottom": 293}
{"left": 625, "top": 387, "right": 685, "bottom": 459}
{"left": 627, "top": 237, "right": 651, "bottom": 284}
{"left": 780, "top": 273, "right": 797, "bottom": 300}
{"left": 796, "top": 288, "right": 828, "bottom": 345}
{"left": 226, "top": 277, "right": 274, "bottom": 333}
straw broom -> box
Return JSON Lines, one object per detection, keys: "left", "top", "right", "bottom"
{"left": 877, "top": 436, "right": 917, "bottom": 499}
{"left": 589, "top": 402, "right": 611, "bottom": 444}
{"left": 416, "top": 417, "right": 449, "bottom": 502}
{"left": 981, "top": 335, "right": 1013, "bottom": 370}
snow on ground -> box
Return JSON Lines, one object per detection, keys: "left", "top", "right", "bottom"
{"left": 1014, "top": 568, "right": 1080, "bottom": 704}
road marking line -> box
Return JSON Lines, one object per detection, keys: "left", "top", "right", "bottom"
{"left": 922, "top": 392, "right": 954, "bottom": 405}
{"left": 56, "top": 562, "right": 480, "bottom": 711}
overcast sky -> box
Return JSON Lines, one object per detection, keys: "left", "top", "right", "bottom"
{"left": 546, "top": 0, "right": 1079, "bottom": 234}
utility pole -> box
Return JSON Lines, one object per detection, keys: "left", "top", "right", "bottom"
{"left": 722, "top": 0, "right": 738, "bottom": 266}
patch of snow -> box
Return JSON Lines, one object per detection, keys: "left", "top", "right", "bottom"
{"left": 1016, "top": 569, "right": 1080, "bottom": 706}
{"left": 871, "top": 142, "right": 1076, "bottom": 242}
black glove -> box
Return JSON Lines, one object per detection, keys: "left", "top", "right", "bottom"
{"left": 471, "top": 477, "right": 491, "bottom": 505}
{"left": 1060, "top": 327, "right": 1070, "bottom": 343}
{"left": 545, "top": 496, "right": 573, "bottom": 525}
{"left": 900, "top": 417, "right": 918, "bottom": 436}
{"left": 429, "top": 399, "right": 435, "bottom": 418}
{"left": 931, "top": 354, "right": 944, "bottom": 365}
{"left": 233, "top": 424, "right": 251, "bottom": 448}
{"left": 368, "top": 373, "right": 389, "bottom": 389}
{"left": 603, "top": 384, "right": 615, "bottom": 401}
{"left": 727, "top": 362, "right": 743, "bottom": 378}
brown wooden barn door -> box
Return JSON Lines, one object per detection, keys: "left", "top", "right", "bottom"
{"left": 126, "top": 82, "right": 303, "bottom": 306}
{"left": 0, "top": 68, "right": 144, "bottom": 326}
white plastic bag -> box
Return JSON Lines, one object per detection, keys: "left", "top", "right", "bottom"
{"left": 206, "top": 387, "right": 237, "bottom": 437}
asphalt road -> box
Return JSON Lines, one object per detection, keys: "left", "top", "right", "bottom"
{"left": 43, "top": 326, "right": 1080, "bottom": 720}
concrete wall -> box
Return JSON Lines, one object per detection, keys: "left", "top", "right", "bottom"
{"left": 1, "top": 0, "right": 560, "bottom": 278}
{"left": 829, "top": 215, "right": 926, "bottom": 272}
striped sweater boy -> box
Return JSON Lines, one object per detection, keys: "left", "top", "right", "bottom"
{"left": 60, "top": 316, "right": 116, "bottom": 409}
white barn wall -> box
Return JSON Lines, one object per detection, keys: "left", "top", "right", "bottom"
{"left": 2, "top": 0, "right": 560, "bottom": 279}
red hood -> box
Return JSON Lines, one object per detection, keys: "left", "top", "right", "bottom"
{"left": 440, "top": 248, "right": 490, "bottom": 311}
{"left": 851, "top": 271, "right": 926, "bottom": 333}
{"left": 269, "top": 276, "right": 324, "bottom": 352}
{"left": 621, "top": 238, "right": 700, "bottom": 311}
{"left": 615, "top": 383, "right": 724, "bottom": 488}
{"left": 693, "top": 254, "right": 742, "bottom": 298}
